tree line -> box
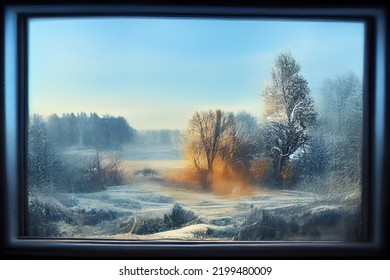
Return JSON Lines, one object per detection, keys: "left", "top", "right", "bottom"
{"left": 45, "top": 112, "right": 136, "bottom": 149}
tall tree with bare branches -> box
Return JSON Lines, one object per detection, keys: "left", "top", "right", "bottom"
{"left": 185, "top": 109, "right": 235, "bottom": 190}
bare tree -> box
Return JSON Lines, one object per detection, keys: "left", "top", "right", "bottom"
{"left": 218, "top": 112, "right": 260, "bottom": 176}
{"left": 77, "top": 150, "right": 126, "bottom": 192}
{"left": 185, "top": 109, "right": 235, "bottom": 190}
{"left": 261, "top": 52, "right": 317, "bottom": 185}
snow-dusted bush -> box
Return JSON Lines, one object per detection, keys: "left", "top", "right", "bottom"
{"left": 134, "top": 168, "right": 159, "bottom": 178}
{"left": 192, "top": 229, "right": 209, "bottom": 240}
{"left": 127, "top": 204, "right": 198, "bottom": 235}
{"left": 75, "top": 152, "right": 126, "bottom": 192}
{"left": 234, "top": 205, "right": 361, "bottom": 241}
{"left": 28, "top": 196, "right": 74, "bottom": 237}
{"left": 164, "top": 203, "right": 198, "bottom": 229}
{"left": 132, "top": 217, "right": 168, "bottom": 235}
{"left": 300, "top": 206, "right": 362, "bottom": 241}
{"left": 206, "top": 226, "right": 236, "bottom": 239}
{"left": 233, "top": 208, "right": 299, "bottom": 241}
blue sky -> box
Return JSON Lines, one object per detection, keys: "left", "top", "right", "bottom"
{"left": 29, "top": 18, "right": 364, "bottom": 129}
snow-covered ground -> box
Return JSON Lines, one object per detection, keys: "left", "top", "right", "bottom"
{"left": 29, "top": 145, "right": 361, "bottom": 241}
{"left": 36, "top": 177, "right": 359, "bottom": 241}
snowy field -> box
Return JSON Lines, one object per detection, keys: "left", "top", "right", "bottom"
{"left": 32, "top": 177, "right": 361, "bottom": 241}
{"left": 29, "top": 145, "right": 362, "bottom": 241}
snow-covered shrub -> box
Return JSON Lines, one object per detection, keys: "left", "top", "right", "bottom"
{"left": 233, "top": 209, "right": 298, "bottom": 241}
{"left": 164, "top": 203, "right": 198, "bottom": 229}
{"left": 126, "top": 204, "right": 198, "bottom": 235}
{"left": 100, "top": 156, "right": 126, "bottom": 186}
{"left": 71, "top": 152, "right": 126, "bottom": 192}
{"left": 132, "top": 217, "right": 168, "bottom": 235}
{"left": 28, "top": 196, "right": 74, "bottom": 237}
{"left": 192, "top": 229, "right": 208, "bottom": 240}
{"left": 234, "top": 205, "right": 361, "bottom": 241}
{"left": 300, "top": 206, "right": 362, "bottom": 240}
{"left": 134, "top": 168, "right": 159, "bottom": 178}
{"left": 206, "top": 226, "right": 236, "bottom": 239}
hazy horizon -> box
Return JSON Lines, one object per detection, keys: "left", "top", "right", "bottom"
{"left": 29, "top": 18, "right": 364, "bottom": 130}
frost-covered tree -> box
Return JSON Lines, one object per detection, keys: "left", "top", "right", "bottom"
{"left": 320, "top": 72, "right": 362, "bottom": 129}
{"left": 319, "top": 72, "right": 362, "bottom": 187}
{"left": 47, "top": 113, "right": 63, "bottom": 147}
{"left": 261, "top": 52, "right": 317, "bottom": 184}
{"left": 28, "top": 114, "right": 63, "bottom": 193}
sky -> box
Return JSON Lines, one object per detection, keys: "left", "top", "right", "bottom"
{"left": 28, "top": 17, "right": 364, "bottom": 129}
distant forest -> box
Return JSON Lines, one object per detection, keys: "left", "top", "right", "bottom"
{"left": 31, "top": 112, "right": 183, "bottom": 150}
{"left": 41, "top": 112, "right": 136, "bottom": 149}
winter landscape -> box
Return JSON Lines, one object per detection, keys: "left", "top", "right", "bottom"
{"left": 27, "top": 19, "right": 364, "bottom": 241}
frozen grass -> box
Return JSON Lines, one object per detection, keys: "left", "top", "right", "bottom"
{"left": 27, "top": 176, "right": 361, "bottom": 241}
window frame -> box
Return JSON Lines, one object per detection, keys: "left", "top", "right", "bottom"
{"left": 2, "top": 3, "right": 388, "bottom": 259}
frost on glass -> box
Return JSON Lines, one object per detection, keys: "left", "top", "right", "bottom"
{"left": 27, "top": 18, "right": 364, "bottom": 241}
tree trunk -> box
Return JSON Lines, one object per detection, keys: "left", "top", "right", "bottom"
{"left": 198, "top": 169, "right": 212, "bottom": 191}
{"left": 273, "top": 154, "right": 289, "bottom": 188}
{"left": 280, "top": 155, "right": 289, "bottom": 188}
